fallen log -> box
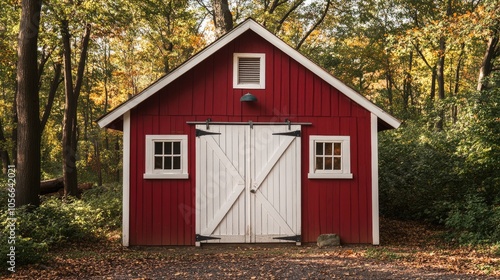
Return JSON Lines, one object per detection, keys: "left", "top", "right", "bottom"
{"left": 40, "top": 177, "right": 64, "bottom": 195}
{"left": 40, "top": 178, "right": 94, "bottom": 195}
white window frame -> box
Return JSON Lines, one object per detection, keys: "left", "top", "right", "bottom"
{"left": 308, "top": 135, "right": 353, "bottom": 179}
{"left": 233, "top": 53, "right": 266, "bottom": 89}
{"left": 144, "top": 135, "right": 189, "bottom": 179}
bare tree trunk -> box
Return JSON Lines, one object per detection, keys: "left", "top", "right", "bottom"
{"left": 435, "top": 37, "right": 446, "bottom": 131}
{"left": 94, "top": 139, "right": 102, "bottom": 186}
{"left": 430, "top": 67, "right": 437, "bottom": 101}
{"left": 61, "top": 21, "right": 92, "bottom": 197}
{"left": 452, "top": 43, "right": 465, "bottom": 124}
{"left": 296, "top": 0, "right": 330, "bottom": 50}
{"left": 385, "top": 71, "right": 393, "bottom": 114}
{"left": 11, "top": 82, "right": 18, "bottom": 166}
{"left": 40, "top": 62, "right": 62, "bottom": 133}
{"left": 437, "top": 37, "right": 446, "bottom": 101}
{"left": 0, "top": 120, "right": 10, "bottom": 174}
{"left": 212, "top": 0, "right": 233, "bottom": 37}
{"left": 403, "top": 51, "right": 413, "bottom": 114}
{"left": 274, "top": 0, "right": 304, "bottom": 33}
{"left": 477, "top": 34, "right": 499, "bottom": 92}
{"left": 16, "top": 0, "right": 42, "bottom": 207}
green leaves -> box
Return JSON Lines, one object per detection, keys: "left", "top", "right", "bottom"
{"left": 0, "top": 183, "right": 122, "bottom": 265}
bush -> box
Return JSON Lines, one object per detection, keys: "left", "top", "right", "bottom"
{"left": 379, "top": 88, "right": 500, "bottom": 234}
{"left": 81, "top": 183, "right": 122, "bottom": 230}
{"left": 0, "top": 183, "right": 122, "bottom": 266}
{"left": 445, "top": 194, "right": 500, "bottom": 244}
{"left": 379, "top": 122, "right": 465, "bottom": 223}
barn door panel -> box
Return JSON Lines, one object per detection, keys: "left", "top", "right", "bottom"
{"left": 251, "top": 125, "right": 301, "bottom": 243}
{"left": 195, "top": 125, "right": 248, "bottom": 243}
{"left": 196, "top": 124, "right": 301, "bottom": 245}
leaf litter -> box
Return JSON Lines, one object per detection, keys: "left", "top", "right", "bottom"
{"left": 2, "top": 218, "right": 499, "bottom": 279}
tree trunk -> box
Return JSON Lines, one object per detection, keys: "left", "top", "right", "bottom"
{"left": 16, "top": 0, "right": 42, "bottom": 207}
{"left": 0, "top": 120, "right": 10, "bottom": 175}
{"left": 430, "top": 67, "right": 437, "bottom": 101}
{"left": 452, "top": 43, "right": 465, "bottom": 124}
{"left": 477, "top": 34, "right": 499, "bottom": 91}
{"left": 296, "top": 0, "right": 330, "bottom": 50}
{"left": 403, "top": 51, "right": 413, "bottom": 114}
{"left": 212, "top": 0, "right": 233, "bottom": 37}
{"left": 94, "top": 139, "right": 102, "bottom": 186}
{"left": 11, "top": 87, "right": 18, "bottom": 166}
{"left": 40, "top": 62, "right": 62, "bottom": 133}
{"left": 435, "top": 37, "right": 446, "bottom": 131}
{"left": 61, "top": 21, "right": 92, "bottom": 197}
{"left": 385, "top": 67, "right": 393, "bottom": 114}
{"left": 437, "top": 37, "right": 446, "bottom": 101}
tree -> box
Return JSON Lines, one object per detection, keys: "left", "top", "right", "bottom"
{"left": 0, "top": 120, "right": 10, "bottom": 174}
{"left": 476, "top": 0, "right": 500, "bottom": 92}
{"left": 61, "top": 20, "right": 91, "bottom": 196}
{"left": 16, "top": 0, "right": 42, "bottom": 207}
{"left": 212, "top": 0, "right": 233, "bottom": 37}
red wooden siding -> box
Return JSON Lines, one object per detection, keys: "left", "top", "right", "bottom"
{"left": 128, "top": 30, "right": 373, "bottom": 245}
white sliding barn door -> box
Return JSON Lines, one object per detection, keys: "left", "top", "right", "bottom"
{"left": 195, "top": 124, "right": 301, "bottom": 245}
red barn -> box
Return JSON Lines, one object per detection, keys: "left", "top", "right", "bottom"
{"left": 98, "top": 19, "right": 400, "bottom": 246}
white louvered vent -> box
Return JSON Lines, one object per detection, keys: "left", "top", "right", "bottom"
{"left": 233, "top": 53, "right": 265, "bottom": 89}
{"left": 238, "top": 57, "right": 261, "bottom": 84}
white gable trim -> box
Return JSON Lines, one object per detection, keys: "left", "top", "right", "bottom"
{"left": 122, "top": 111, "right": 131, "bottom": 246}
{"left": 98, "top": 19, "right": 400, "bottom": 130}
{"left": 371, "top": 113, "right": 380, "bottom": 245}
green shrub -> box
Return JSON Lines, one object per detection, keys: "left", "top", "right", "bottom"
{"left": 82, "top": 183, "right": 122, "bottom": 230}
{"left": 445, "top": 195, "right": 500, "bottom": 244}
{"left": 379, "top": 122, "right": 465, "bottom": 223}
{"left": 0, "top": 183, "right": 122, "bottom": 267}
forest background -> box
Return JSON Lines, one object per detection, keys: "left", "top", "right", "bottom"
{"left": 1, "top": 0, "right": 499, "bottom": 265}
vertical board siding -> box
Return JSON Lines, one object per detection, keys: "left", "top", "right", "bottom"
{"left": 129, "top": 30, "right": 373, "bottom": 245}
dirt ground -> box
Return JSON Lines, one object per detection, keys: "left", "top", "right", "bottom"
{"left": 3, "top": 219, "right": 500, "bottom": 279}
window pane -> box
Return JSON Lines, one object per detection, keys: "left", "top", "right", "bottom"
{"left": 325, "top": 157, "right": 333, "bottom": 170}
{"left": 334, "top": 143, "right": 341, "bottom": 155}
{"left": 165, "top": 142, "right": 172, "bottom": 155}
{"left": 325, "top": 143, "right": 333, "bottom": 155}
{"left": 316, "top": 142, "right": 323, "bottom": 156}
{"left": 154, "top": 156, "right": 163, "bottom": 169}
{"left": 165, "top": 156, "right": 172, "bottom": 169}
{"left": 173, "top": 156, "right": 181, "bottom": 169}
{"left": 315, "top": 156, "right": 323, "bottom": 170}
{"left": 154, "top": 142, "right": 163, "bottom": 155}
{"left": 173, "top": 141, "right": 181, "bottom": 155}
{"left": 334, "top": 157, "right": 341, "bottom": 170}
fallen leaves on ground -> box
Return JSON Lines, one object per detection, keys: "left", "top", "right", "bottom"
{"left": 2, "top": 218, "right": 499, "bottom": 279}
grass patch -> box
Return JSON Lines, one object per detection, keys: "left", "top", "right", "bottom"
{"left": 365, "top": 247, "right": 401, "bottom": 261}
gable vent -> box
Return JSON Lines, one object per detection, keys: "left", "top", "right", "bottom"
{"left": 238, "top": 57, "right": 261, "bottom": 84}
{"left": 233, "top": 53, "right": 265, "bottom": 89}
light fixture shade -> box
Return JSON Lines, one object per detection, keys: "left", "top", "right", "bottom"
{"left": 240, "top": 93, "right": 257, "bottom": 102}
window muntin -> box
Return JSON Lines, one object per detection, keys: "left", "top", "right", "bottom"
{"left": 308, "top": 136, "right": 352, "bottom": 179}
{"left": 315, "top": 142, "right": 342, "bottom": 171}
{"left": 154, "top": 141, "right": 182, "bottom": 170}
{"left": 233, "top": 53, "right": 265, "bottom": 89}
{"left": 144, "top": 135, "right": 188, "bottom": 179}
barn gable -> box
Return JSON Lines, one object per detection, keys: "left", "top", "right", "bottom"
{"left": 98, "top": 19, "right": 399, "bottom": 130}
{"left": 98, "top": 18, "right": 401, "bottom": 247}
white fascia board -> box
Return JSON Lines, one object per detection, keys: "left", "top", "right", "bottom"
{"left": 371, "top": 113, "right": 380, "bottom": 245}
{"left": 122, "top": 111, "right": 131, "bottom": 246}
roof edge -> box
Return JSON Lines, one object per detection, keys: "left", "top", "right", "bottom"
{"left": 98, "top": 18, "right": 401, "bottom": 130}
